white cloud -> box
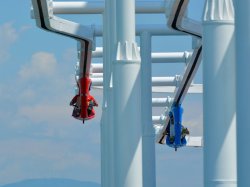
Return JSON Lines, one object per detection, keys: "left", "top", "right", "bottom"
{"left": 19, "top": 52, "right": 57, "bottom": 79}
{"left": 0, "top": 139, "right": 100, "bottom": 185}
{"left": 0, "top": 22, "right": 18, "bottom": 45}
{"left": 0, "top": 22, "right": 19, "bottom": 63}
{"left": 18, "top": 102, "right": 71, "bottom": 124}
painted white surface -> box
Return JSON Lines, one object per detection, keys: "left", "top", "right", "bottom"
{"left": 112, "top": 0, "right": 143, "bottom": 186}
{"left": 185, "top": 136, "right": 203, "bottom": 147}
{"left": 52, "top": 1, "right": 166, "bottom": 14}
{"left": 203, "top": 0, "right": 236, "bottom": 186}
{"left": 140, "top": 31, "right": 156, "bottom": 187}
{"left": 92, "top": 50, "right": 192, "bottom": 63}
{"left": 101, "top": 0, "right": 116, "bottom": 186}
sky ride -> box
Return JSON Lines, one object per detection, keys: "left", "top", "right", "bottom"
{"left": 31, "top": 0, "right": 203, "bottom": 148}
{"left": 29, "top": 0, "right": 249, "bottom": 186}
{"left": 31, "top": 0, "right": 98, "bottom": 123}
{"left": 31, "top": 0, "right": 206, "bottom": 186}
{"left": 155, "top": 0, "right": 202, "bottom": 150}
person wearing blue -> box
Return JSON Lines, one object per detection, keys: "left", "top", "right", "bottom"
{"left": 166, "top": 105, "right": 189, "bottom": 150}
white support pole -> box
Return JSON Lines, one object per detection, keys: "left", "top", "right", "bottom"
{"left": 101, "top": 0, "right": 116, "bottom": 186}
{"left": 140, "top": 31, "right": 156, "bottom": 187}
{"left": 235, "top": 1, "right": 250, "bottom": 187}
{"left": 112, "top": 0, "right": 143, "bottom": 186}
{"left": 203, "top": 1, "right": 237, "bottom": 187}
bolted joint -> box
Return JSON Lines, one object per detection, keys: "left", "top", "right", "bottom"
{"left": 184, "top": 51, "right": 192, "bottom": 65}
{"left": 166, "top": 96, "right": 174, "bottom": 107}
{"left": 175, "top": 75, "right": 182, "bottom": 87}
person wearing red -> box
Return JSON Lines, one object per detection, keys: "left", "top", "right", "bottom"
{"left": 70, "top": 77, "right": 98, "bottom": 123}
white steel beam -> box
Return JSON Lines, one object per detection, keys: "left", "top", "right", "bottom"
{"left": 91, "top": 76, "right": 181, "bottom": 87}
{"left": 90, "top": 73, "right": 103, "bottom": 78}
{"left": 152, "top": 97, "right": 173, "bottom": 107}
{"left": 152, "top": 76, "right": 181, "bottom": 86}
{"left": 94, "top": 24, "right": 185, "bottom": 37}
{"left": 91, "top": 82, "right": 203, "bottom": 94}
{"left": 53, "top": 1, "right": 104, "bottom": 14}
{"left": 91, "top": 63, "right": 103, "bottom": 73}
{"left": 92, "top": 48, "right": 192, "bottom": 64}
{"left": 151, "top": 51, "right": 192, "bottom": 63}
{"left": 152, "top": 84, "right": 203, "bottom": 94}
{"left": 52, "top": 1, "right": 166, "bottom": 14}
{"left": 92, "top": 47, "right": 103, "bottom": 58}
{"left": 92, "top": 77, "right": 104, "bottom": 86}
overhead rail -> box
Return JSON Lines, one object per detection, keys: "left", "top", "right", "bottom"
{"left": 156, "top": 0, "right": 202, "bottom": 144}
{"left": 31, "top": 0, "right": 94, "bottom": 41}
{"left": 52, "top": 1, "right": 167, "bottom": 14}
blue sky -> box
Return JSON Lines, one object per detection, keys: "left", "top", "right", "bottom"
{"left": 0, "top": 0, "right": 204, "bottom": 186}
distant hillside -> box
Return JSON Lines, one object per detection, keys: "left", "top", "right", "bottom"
{"left": 0, "top": 178, "right": 101, "bottom": 187}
